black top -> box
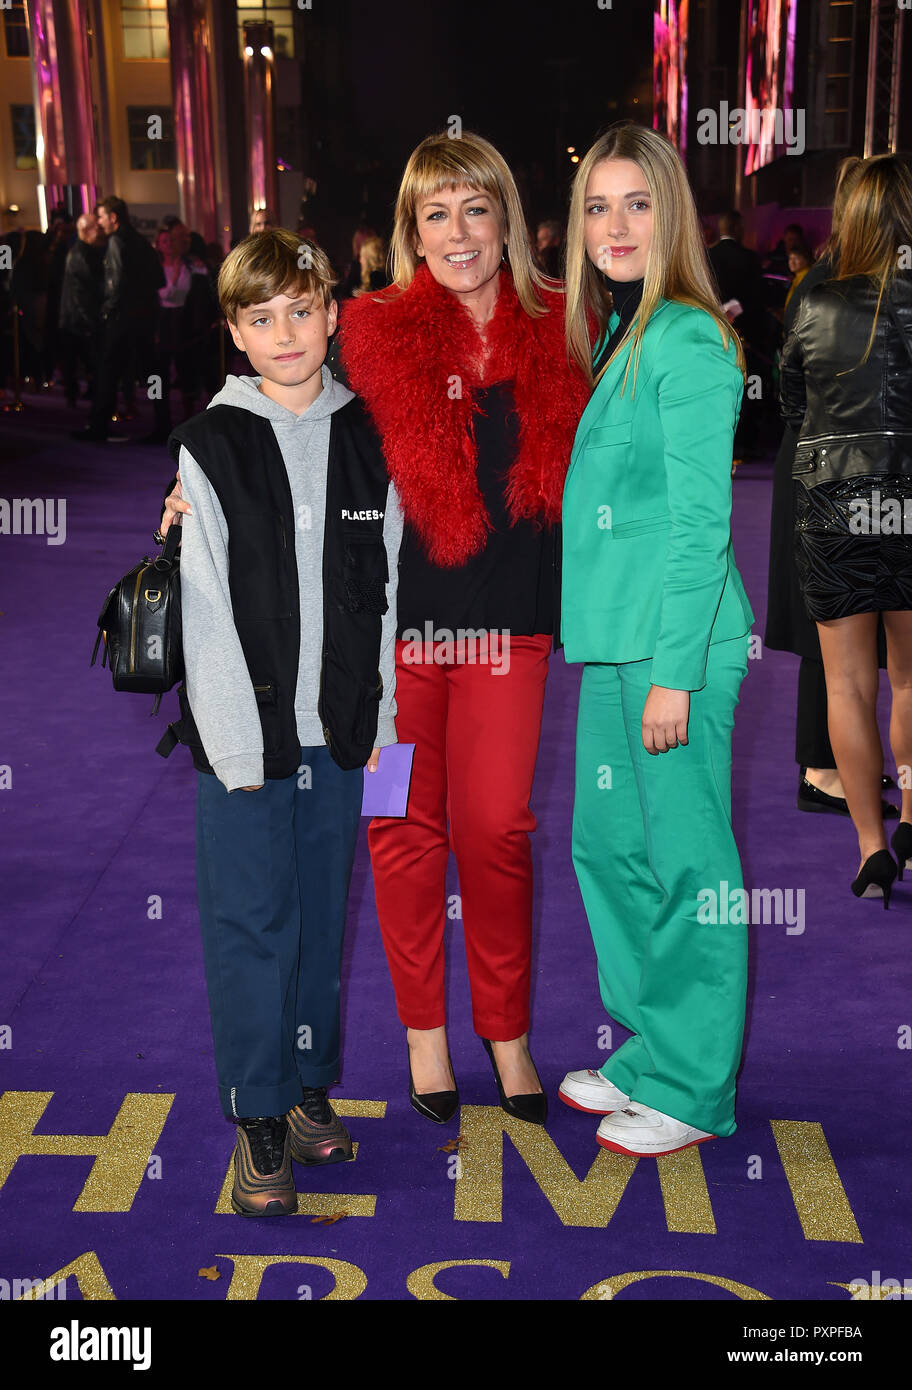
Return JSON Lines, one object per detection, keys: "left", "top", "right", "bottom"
{"left": 594, "top": 273, "right": 645, "bottom": 367}
{"left": 396, "top": 382, "right": 556, "bottom": 637}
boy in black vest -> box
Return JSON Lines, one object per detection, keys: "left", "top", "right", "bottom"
{"left": 162, "top": 230, "right": 402, "bottom": 1215}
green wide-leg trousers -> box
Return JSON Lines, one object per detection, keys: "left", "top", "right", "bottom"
{"left": 571, "top": 634, "right": 750, "bottom": 1136}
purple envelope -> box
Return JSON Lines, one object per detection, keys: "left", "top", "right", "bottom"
{"left": 361, "top": 743, "right": 415, "bottom": 818}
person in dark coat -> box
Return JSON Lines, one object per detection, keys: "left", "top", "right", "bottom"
{"left": 44, "top": 215, "right": 75, "bottom": 387}
{"left": 142, "top": 216, "right": 220, "bottom": 442}
{"left": 535, "top": 220, "right": 563, "bottom": 279}
{"left": 708, "top": 210, "right": 776, "bottom": 456}
{"left": 764, "top": 156, "right": 897, "bottom": 821}
{"left": 59, "top": 210, "right": 105, "bottom": 406}
{"left": 708, "top": 210, "right": 767, "bottom": 345}
{"left": 778, "top": 155, "right": 912, "bottom": 904}
{"left": 73, "top": 194, "right": 165, "bottom": 442}
{"left": 764, "top": 222, "right": 806, "bottom": 280}
{"left": 9, "top": 230, "right": 49, "bottom": 388}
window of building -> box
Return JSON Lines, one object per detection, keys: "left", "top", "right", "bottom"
{"left": 237, "top": 2, "right": 294, "bottom": 59}
{"left": 2, "top": 1, "right": 29, "bottom": 58}
{"left": 127, "top": 106, "right": 176, "bottom": 170}
{"left": 121, "top": 0, "right": 169, "bottom": 61}
{"left": 10, "top": 104, "right": 37, "bottom": 169}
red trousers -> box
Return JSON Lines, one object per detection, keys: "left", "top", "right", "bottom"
{"left": 368, "top": 634, "right": 552, "bottom": 1039}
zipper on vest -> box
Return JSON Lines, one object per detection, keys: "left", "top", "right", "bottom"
{"left": 318, "top": 649, "right": 332, "bottom": 750}
{"left": 253, "top": 684, "right": 272, "bottom": 693}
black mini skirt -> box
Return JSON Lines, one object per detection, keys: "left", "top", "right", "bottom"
{"left": 794, "top": 475, "right": 912, "bottom": 620}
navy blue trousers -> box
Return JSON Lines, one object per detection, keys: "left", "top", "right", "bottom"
{"left": 195, "top": 745, "right": 362, "bottom": 1120}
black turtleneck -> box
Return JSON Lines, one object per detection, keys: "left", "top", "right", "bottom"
{"left": 594, "top": 274, "right": 645, "bottom": 369}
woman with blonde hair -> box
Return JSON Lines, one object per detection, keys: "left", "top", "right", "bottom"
{"left": 162, "top": 130, "right": 589, "bottom": 1126}
{"left": 558, "top": 122, "right": 755, "bottom": 1155}
{"left": 352, "top": 235, "right": 388, "bottom": 296}
{"left": 335, "top": 131, "right": 589, "bottom": 1125}
{"left": 780, "top": 154, "right": 912, "bottom": 905}
{"left": 764, "top": 156, "right": 900, "bottom": 824}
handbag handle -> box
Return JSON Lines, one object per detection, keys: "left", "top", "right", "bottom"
{"left": 151, "top": 523, "right": 181, "bottom": 572}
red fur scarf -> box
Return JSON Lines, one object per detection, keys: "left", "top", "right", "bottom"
{"left": 337, "top": 263, "right": 591, "bottom": 567}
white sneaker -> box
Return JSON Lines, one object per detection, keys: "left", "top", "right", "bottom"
{"left": 596, "top": 1102, "right": 716, "bottom": 1156}
{"left": 558, "top": 1068, "right": 630, "bottom": 1114}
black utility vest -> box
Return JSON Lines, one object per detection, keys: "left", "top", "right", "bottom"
{"left": 160, "top": 398, "right": 390, "bottom": 775}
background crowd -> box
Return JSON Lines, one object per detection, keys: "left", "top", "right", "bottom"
{"left": 0, "top": 189, "right": 816, "bottom": 460}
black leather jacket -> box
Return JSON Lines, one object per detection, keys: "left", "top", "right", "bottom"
{"left": 59, "top": 239, "right": 104, "bottom": 337}
{"left": 780, "top": 271, "right": 912, "bottom": 487}
{"left": 101, "top": 223, "right": 164, "bottom": 328}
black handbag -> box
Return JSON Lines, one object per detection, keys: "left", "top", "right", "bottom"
{"left": 91, "top": 526, "right": 183, "bottom": 715}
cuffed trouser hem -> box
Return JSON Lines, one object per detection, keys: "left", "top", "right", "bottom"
{"left": 219, "top": 1076, "right": 312, "bottom": 1123}
{"left": 398, "top": 1007, "right": 447, "bottom": 1031}
{"left": 471, "top": 1014, "right": 531, "bottom": 1042}
{"left": 296, "top": 1056, "right": 342, "bottom": 1091}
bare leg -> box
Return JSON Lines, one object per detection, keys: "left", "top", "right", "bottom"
{"left": 816, "top": 612, "right": 884, "bottom": 870}
{"left": 805, "top": 766, "right": 844, "bottom": 796}
{"left": 407, "top": 1026, "right": 456, "bottom": 1094}
{"left": 487, "top": 1035, "right": 542, "bottom": 1097}
{"left": 881, "top": 610, "right": 912, "bottom": 825}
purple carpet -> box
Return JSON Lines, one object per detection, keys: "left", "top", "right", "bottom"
{"left": 1, "top": 390, "right": 910, "bottom": 1305}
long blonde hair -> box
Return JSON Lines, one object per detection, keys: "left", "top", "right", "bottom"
{"left": 818, "top": 155, "right": 865, "bottom": 261}
{"left": 389, "top": 130, "right": 550, "bottom": 318}
{"left": 832, "top": 154, "right": 912, "bottom": 366}
{"left": 564, "top": 122, "right": 744, "bottom": 391}
{"left": 357, "top": 235, "right": 386, "bottom": 294}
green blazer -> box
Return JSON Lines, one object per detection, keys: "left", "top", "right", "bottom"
{"left": 561, "top": 298, "right": 754, "bottom": 690}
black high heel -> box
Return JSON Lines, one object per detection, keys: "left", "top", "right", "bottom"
{"left": 407, "top": 1050, "right": 458, "bottom": 1125}
{"left": 481, "top": 1038, "right": 547, "bottom": 1126}
{"left": 851, "top": 850, "right": 898, "bottom": 909}
{"left": 891, "top": 823, "right": 912, "bottom": 881}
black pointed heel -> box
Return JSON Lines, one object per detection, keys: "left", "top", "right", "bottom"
{"left": 408, "top": 1052, "right": 458, "bottom": 1125}
{"left": 851, "top": 850, "right": 898, "bottom": 909}
{"left": 481, "top": 1038, "right": 547, "bottom": 1126}
{"left": 890, "top": 822, "right": 912, "bottom": 882}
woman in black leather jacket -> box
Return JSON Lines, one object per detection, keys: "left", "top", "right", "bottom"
{"left": 780, "top": 154, "right": 912, "bottom": 906}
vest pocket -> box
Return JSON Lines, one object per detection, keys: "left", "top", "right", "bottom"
{"left": 342, "top": 533, "right": 389, "bottom": 615}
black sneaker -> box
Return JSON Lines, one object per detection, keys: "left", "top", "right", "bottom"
{"left": 231, "top": 1115, "right": 296, "bottom": 1217}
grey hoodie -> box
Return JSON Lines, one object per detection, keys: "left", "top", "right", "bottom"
{"left": 178, "top": 366, "right": 402, "bottom": 791}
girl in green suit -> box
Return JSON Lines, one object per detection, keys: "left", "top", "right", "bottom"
{"left": 558, "top": 123, "right": 755, "bottom": 1156}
